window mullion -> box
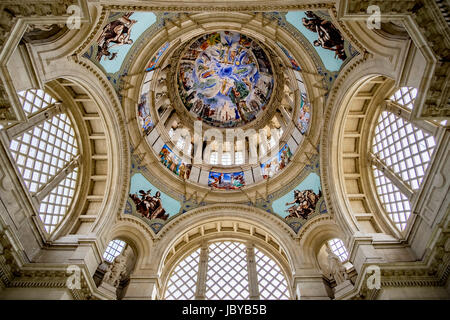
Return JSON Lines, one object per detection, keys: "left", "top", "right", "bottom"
{"left": 370, "top": 153, "right": 414, "bottom": 200}
{"left": 194, "top": 242, "right": 209, "bottom": 300}
{"left": 246, "top": 242, "right": 260, "bottom": 300}
{"left": 32, "top": 155, "right": 79, "bottom": 203}
{"left": 6, "top": 103, "right": 64, "bottom": 140}
{"left": 384, "top": 100, "right": 437, "bottom": 136}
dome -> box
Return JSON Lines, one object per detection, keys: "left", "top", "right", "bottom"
{"left": 177, "top": 31, "right": 274, "bottom": 128}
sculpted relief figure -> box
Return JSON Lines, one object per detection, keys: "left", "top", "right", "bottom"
{"left": 326, "top": 247, "right": 348, "bottom": 285}
{"left": 103, "top": 246, "right": 131, "bottom": 288}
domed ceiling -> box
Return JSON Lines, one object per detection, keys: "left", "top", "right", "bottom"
{"left": 80, "top": 10, "right": 359, "bottom": 235}
{"left": 177, "top": 31, "right": 274, "bottom": 128}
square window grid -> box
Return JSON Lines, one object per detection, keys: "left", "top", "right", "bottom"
{"left": 39, "top": 168, "right": 78, "bottom": 233}
{"left": 254, "top": 248, "right": 290, "bottom": 300}
{"left": 221, "top": 152, "right": 232, "bottom": 165}
{"left": 9, "top": 113, "right": 79, "bottom": 193}
{"left": 327, "top": 238, "right": 349, "bottom": 262}
{"left": 390, "top": 87, "right": 417, "bottom": 110}
{"left": 373, "top": 167, "right": 411, "bottom": 231}
{"left": 235, "top": 151, "right": 244, "bottom": 165}
{"left": 372, "top": 111, "right": 436, "bottom": 190}
{"left": 17, "top": 89, "right": 57, "bottom": 116}
{"left": 209, "top": 152, "right": 218, "bottom": 165}
{"left": 103, "top": 239, "right": 127, "bottom": 263}
{"left": 165, "top": 248, "right": 201, "bottom": 300}
{"left": 205, "top": 241, "right": 250, "bottom": 300}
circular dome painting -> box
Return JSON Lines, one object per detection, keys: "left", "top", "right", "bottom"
{"left": 178, "top": 31, "right": 274, "bottom": 128}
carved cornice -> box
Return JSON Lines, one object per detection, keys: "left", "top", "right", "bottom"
{"left": 103, "top": 3, "right": 333, "bottom": 13}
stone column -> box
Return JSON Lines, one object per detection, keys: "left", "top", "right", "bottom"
{"left": 194, "top": 242, "right": 209, "bottom": 300}
{"left": 246, "top": 242, "right": 260, "bottom": 300}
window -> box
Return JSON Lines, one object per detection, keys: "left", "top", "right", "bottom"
{"left": 205, "top": 241, "right": 249, "bottom": 300}
{"left": 372, "top": 111, "right": 436, "bottom": 190}
{"left": 165, "top": 248, "right": 200, "bottom": 300}
{"left": 17, "top": 89, "right": 57, "bottom": 116}
{"left": 103, "top": 239, "right": 127, "bottom": 263}
{"left": 221, "top": 152, "right": 232, "bottom": 165}
{"left": 254, "top": 248, "right": 290, "bottom": 300}
{"left": 373, "top": 167, "right": 411, "bottom": 231}
{"left": 7, "top": 89, "right": 80, "bottom": 234}
{"left": 390, "top": 87, "right": 417, "bottom": 110}
{"left": 209, "top": 151, "right": 218, "bottom": 165}
{"left": 39, "top": 168, "right": 78, "bottom": 233}
{"left": 370, "top": 88, "right": 438, "bottom": 231}
{"left": 327, "top": 238, "right": 349, "bottom": 262}
{"left": 164, "top": 241, "right": 291, "bottom": 300}
{"left": 176, "top": 137, "right": 185, "bottom": 150}
{"left": 168, "top": 128, "right": 174, "bottom": 138}
{"left": 235, "top": 151, "right": 244, "bottom": 165}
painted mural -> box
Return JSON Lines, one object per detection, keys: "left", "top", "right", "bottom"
{"left": 284, "top": 189, "right": 322, "bottom": 219}
{"left": 298, "top": 93, "right": 311, "bottom": 135}
{"left": 159, "top": 144, "right": 192, "bottom": 180}
{"left": 85, "top": 11, "right": 157, "bottom": 74}
{"left": 277, "top": 42, "right": 301, "bottom": 71}
{"left": 208, "top": 171, "right": 245, "bottom": 190}
{"left": 301, "top": 11, "right": 347, "bottom": 61}
{"left": 145, "top": 41, "right": 170, "bottom": 72}
{"left": 137, "top": 91, "right": 154, "bottom": 135}
{"left": 284, "top": 11, "right": 354, "bottom": 72}
{"left": 177, "top": 31, "right": 274, "bottom": 128}
{"left": 128, "top": 173, "right": 181, "bottom": 223}
{"left": 260, "top": 144, "right": 293, "bottom": 179}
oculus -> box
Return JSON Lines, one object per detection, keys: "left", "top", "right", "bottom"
{"left": 177, "top": 31, "right": 274, "bottom": 128}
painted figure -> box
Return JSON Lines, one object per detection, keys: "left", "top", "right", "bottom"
{"left": 129, "top": 189, "right": 169, "bottom": 220}
{"left": 96, "top": 12, "right": 137, "bottom": 61}
{"left": 302, "top": 11, "right": 347, "bottom": 61}
{"left": 178, "top": 31, "right": 274, "bottom": 128}
{"left": 285, "top": 189, "right": 322, "bottom": 219}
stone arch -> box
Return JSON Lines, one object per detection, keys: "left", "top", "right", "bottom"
{"left": 41, "top": 59, "right": 130, "bottom": 246}
{"left": 320, "top": 56, "right": 402, "bottom": 244}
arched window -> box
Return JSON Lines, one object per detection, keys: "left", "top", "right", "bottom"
{"left": 370, "top": 87, "right": 437, "bottom": 231}
{"left": 7, "top": 89, "right": 80, "bottom": 234}
{"left": 164, "top": 241, "right": 290, "bottom": 300}
{"left": 327, "top": 238, "right": 349, "bottom": 262}
{"left": 103, "top": 239, "right": 127, "bottom": 263}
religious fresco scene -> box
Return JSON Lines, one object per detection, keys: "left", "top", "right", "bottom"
{"left": 208, "top": 171, "right": 245, "bottom": 190}
{"left": 145, "top": 42, "right": 170, "bottom": 72}
{"left": 261, "top": 144, "right": 293, "bottom": 179}
{"left": 177, "top": 31, "right": 274, "bottom": 128}
{"left": 137, "top": 87, "right": 154, "bottom": 135}
{"left": 277, "top": 42, "right": 301, "bottom": 71}
{"left": 298, "top": 93, "right": 311, "bottom": 135}
{"left": 159, "top": 144, "right": 192, "bottom": 180}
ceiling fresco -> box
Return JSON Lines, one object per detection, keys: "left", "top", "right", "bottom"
{"left": 82, "top": 11, "right": 358, "bottom": 100}
{"left": 125, "top": 149, "right": 325, "bottom": 234}
{"left": 177, "top": 31, "right": 274, "bottom": 128}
